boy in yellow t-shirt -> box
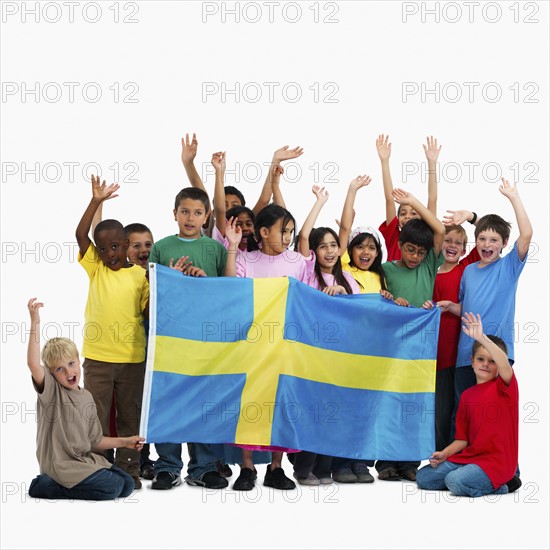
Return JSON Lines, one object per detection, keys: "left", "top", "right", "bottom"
{"left": 75, "top": 175, "right": 149, "bottom": 489}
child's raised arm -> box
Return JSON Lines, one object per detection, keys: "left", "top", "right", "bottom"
{"left": 27, "top": 298, "right": 45, "bottom": 389}
{"left": 211, "top": 151, "right": 227, "bottom": 236}
{"left": 298, "top": 185, "right": 329, "bottom": 257}
{"left": 338, "top": 175, "right": 372, "bottom": 256}
{"left": 443, "top": 209, "right": 479, "bottom": 226}
{"left": 423, "top": 135, "right": 441, "bottom": 215}
{"left": 376, "top": 134, "right": 395, "bottom": 225}
{"left": 181, "top": 132, "right": 206, "bottom": 192}
{"left": 75, "top": 175, "right": 120, "bottom": 257}
{"left": 251, "top": 145, "right": 303, "bottom": 214}
{"left": 270, "top": 165, "right": 286, "bottom": 208}
{"left": 499, "top": 177, "right": 533, "bottom": 261}
{"left": 461, "top": 312, "right": 513, "bottom": 385}
{"left": 224, "top": 217, "right": 242, "bottom": 277}
{"left": 392, "top": 188, "right": 446, "bottom": 255}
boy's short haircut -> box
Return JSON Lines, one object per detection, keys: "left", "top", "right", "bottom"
{"left": 445, "top": 224, "right": 467, "bottom": 244}
{"left": 42, "top": 337, "right": 79, "bottom": 371}
{"left": 174, "top": 187, "right": 211, "bottom": 213}
{"left": 472, "top": 334, "right": 508, "bottom": 357}
{"left": 124, "top": 223, "right": 153, "bottom": 238}
{"left": 398, "top": 219, "right": 435, "bottom": 251}
{"left": 224, "top": 186, "right": 246, "bottom": 206}
{"left": 94, "top": 219, "right": 125, "bottom": 243}
{"left": 474, "top": 214, "right": 512, "bottom": 242}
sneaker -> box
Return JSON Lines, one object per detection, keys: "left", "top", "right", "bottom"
{"left": 351, "top": 462, "right": 375, "bottom": 483}
{"left": 263, "top": 464, "right": 296, "bottom": 490}
{"left": 317, "top": 475, "right": 333, "bottom": 485}
{"left": 233, "top": 467, "right": 257, "bottom": 491}
{"left": 377, "top": 467, "right": 401, "bottom": 481}
{"left": 216, "top": 460, "right": 233, "bottom": 478}
{"left": 186, "top": 471, "right": 228, "bottom": 489}
{"left": 506, "top": 475, "right": 522, "bottom": 493}
{"left": 151, "top": 472, "right": 182, "bottom": 490}
{"left": 140, "top": 463, "right": 155, "bottom": 480}
{"left": 332, "top": 467, "right": 358, "bottom": 483}
{"left": 293, "top": 472, "right": 320, "bottom": 486}
{"left": 399, "top": 469, "right": 417, "bottom": 482}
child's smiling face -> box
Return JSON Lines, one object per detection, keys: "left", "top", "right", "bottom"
{"left": 476, "top": 229, "right": 506, "bottom": 266}
{"left": 127, "top": 231, "right": 154, "bottom": 268}
{"left": 316, "top": 232, "right": 340, "bottom": 272}
{"left": 442, "top": 230, "right": 466, "bottom": 264}
{"left": 351, "top": 236, "right": 378, "bottom": 271}
{"left": 95, "top": 229, "right": 129, "bottom": 271}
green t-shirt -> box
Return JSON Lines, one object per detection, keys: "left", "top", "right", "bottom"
{"left": 149, "top": 235, "right": 227, "bottom": 277}
{"left": 382, "top": 248, "right": 444, "bottom": 307}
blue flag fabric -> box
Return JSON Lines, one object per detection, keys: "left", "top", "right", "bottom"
{"left": 140, "top": 263, "right": 440, "bottom": 460}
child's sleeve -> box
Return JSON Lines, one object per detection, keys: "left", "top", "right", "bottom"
{"left": 32, "top": 366, "right": 52, "bottom": 397}
{"left": 86, "top": 397, "right": 105, "bottom": 450}
{"left": 497, "top": 370, "right": 519, "bottom": 399}
{"left": 504, "top": 241, "right": 529, "bottom": 279}
{"left": 298, "top": 251, "right": 316, "bottom": 284}
{"left": 140, "top": 275, "right": 150, "bottom": 313}
{"left": 78, "top": 242, "right": 101, "bottom": 279}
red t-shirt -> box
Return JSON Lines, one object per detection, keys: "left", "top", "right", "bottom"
{"left": 433, "top": 247, "right": 480, "bottom": 370}
{"left": 379, "top": 217, "right": 401, "bottom": 261}
{"left": 449, "top": 372, "right": 519, "bottom": 488}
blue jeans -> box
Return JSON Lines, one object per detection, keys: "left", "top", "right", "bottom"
{"left": 28, "top": 465, "right": 134, "bottom": 500}
{"left": 416, "top": 461, "right": 508, "bottom": 497}
{"left": 154, "top": 442, "right": 221, "bottom": 479}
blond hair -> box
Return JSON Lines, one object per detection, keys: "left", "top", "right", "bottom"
{"left": 41, "top": 337, "right": 79, "bottom": 370}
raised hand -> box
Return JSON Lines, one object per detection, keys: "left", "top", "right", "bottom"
{"left": 312, "top": 185, "right": 329, "bottom": 203}
{"left": 273, "top": 145, "right": 304, "bottom": 163}
{"left": 461, "top": 311, "right": 484, "bottom": 341}
{"left": 442, "top": 209, "right": 472, "bottom": 226}
{"left": 376, "top": 134, "right": 392, "bottom": 161}
{"left": 225, "top": 216, "right": 242, "bottom": 246}
{"left": 349, "top": 174, "right": 372, "bottom": 192}
{"left": 498, "top": 177, "right": 519, "bottom": 200}
{"left": 423, "top": 135, "right": 441, "bottom": 163}
{"left": 391, "top": 188, "right": 415, "bottom": 206}
{"left": 181, "top": 132, "right": 198, "bottom": 165}
{"left": 91, "top": 174, "right": 119, "bottom": 202}
{"left": 27, "top": 297, "right": 44, "bottom": 321}
{"left": 211, "top": 151, "right": 226, "bottom": 172}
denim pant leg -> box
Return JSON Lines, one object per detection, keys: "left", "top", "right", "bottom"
{"left": 186, "top": 443, "right": 220, "bottom": 479}
{"left": 444, "top": 463, "right": 508, "bottom": 497}
{"left": 153, "top": 443, "right": 183, "bottom": 476}
{"left": 28, "top": 466, "right": 133, "bottom": 501}
{"left": 416, "top": 461, "right": 460, "bottom": 490}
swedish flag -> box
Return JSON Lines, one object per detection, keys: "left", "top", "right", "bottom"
{"left": 140, "top": 264, "right": 440, "bottom": 460}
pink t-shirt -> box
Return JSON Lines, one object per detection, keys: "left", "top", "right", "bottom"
{"left": 307, "top": 271, "right": 361, "bottom": 295}
{"left": 236, "top": 249, "right": 315, "bottom": 282}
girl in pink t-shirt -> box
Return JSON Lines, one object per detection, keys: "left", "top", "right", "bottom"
{"left": 224, "top": 202, "right": 315, "bottom": 491}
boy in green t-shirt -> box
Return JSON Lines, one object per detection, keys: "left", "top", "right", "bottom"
{"left": 148, "top": 187, "right": 229, "bottom": 491}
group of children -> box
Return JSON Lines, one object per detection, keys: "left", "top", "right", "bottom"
{"left": 27, "top": 133, "right": 532, "bottom": 500}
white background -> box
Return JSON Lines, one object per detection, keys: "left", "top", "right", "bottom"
{"left": 1, "top": 1, "right": 548, "bottom": 549}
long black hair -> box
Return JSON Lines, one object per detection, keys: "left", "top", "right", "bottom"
{"left": 310, "top": 227, "right": 353, "bottom": 294}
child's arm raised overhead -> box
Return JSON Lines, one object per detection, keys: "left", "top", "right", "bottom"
{"left": 270, "top": 165, "right": 286, "bottom": 208}
{"left": 376, "top": 134, "right": 395, "bottom": 226}
{"left": 75, "top": 175, "right": 120, "bottom": 257}
{"left": 392, "top": 188, "right": 446, "bottom": 255}
{"left": 338, "top": 175, "right": 372, "bottom": 256}
{"left": 298, "top": 185, "right": 329, "bottom": 257}
{"left": 252, "top": 145, "right": 303, "bottom": 214}
{"left": 499, "top": 177, "right": 533, "bottom": 261}
{"left": 181, "top": 132, "right": 207, "bottom": 192}
{"left": 443, "top": 209, "right": 479, "bottom": 226}
{"left": 423, "top": 135, "right": 441, "bottom": 215}
{"left": 212, "top": 151, "right": 227, "bottom": 236}
{"left": 224, "top": 217, "right": 242, "bottom": 277}
{"left": 461, "top": 311, "right": 513, "bottom": 385}
{"left": 27, "top": 298, "right": 45, "bottom": 389}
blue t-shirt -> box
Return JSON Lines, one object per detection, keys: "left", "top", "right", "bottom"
{"left": 456, "top": 241, "right": 527, "bottom": 367}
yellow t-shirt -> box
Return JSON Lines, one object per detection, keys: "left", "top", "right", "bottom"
{"left": 341, "top": 251, "right": 382, "bottom": 294}
{"left": 79, "top": 244, "right": 149, "bottom": 362}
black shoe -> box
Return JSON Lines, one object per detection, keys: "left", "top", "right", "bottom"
{"left": 186, "top": 471, "right": 228, "bottom": 489}
{"left": 151, "top": 472, "right": 182, "bottom": 490}
{"left": 263, "top": 464, "right": 296, "bottom": 490}
{"left": 233, "top": 468, "right": 257, "bottom": 491}
{"left": 506, "top": 475, "right": 522, "bottom": 493}
{"left": 132, "top": 475, "right": 142, "bottom": 490}
{"left": 140, "top": 463, "right": 155, "bottom": 480}
{"left": 216, "top": 460, "right": 233, "bottom": 478}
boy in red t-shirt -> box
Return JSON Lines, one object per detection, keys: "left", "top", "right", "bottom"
{"left": 415, "top": 312, "right": 521, "bottom": 497}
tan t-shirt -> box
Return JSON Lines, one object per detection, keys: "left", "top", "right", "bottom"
{"left": 34, "top": 366, "right": 111, "bottom": 488}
